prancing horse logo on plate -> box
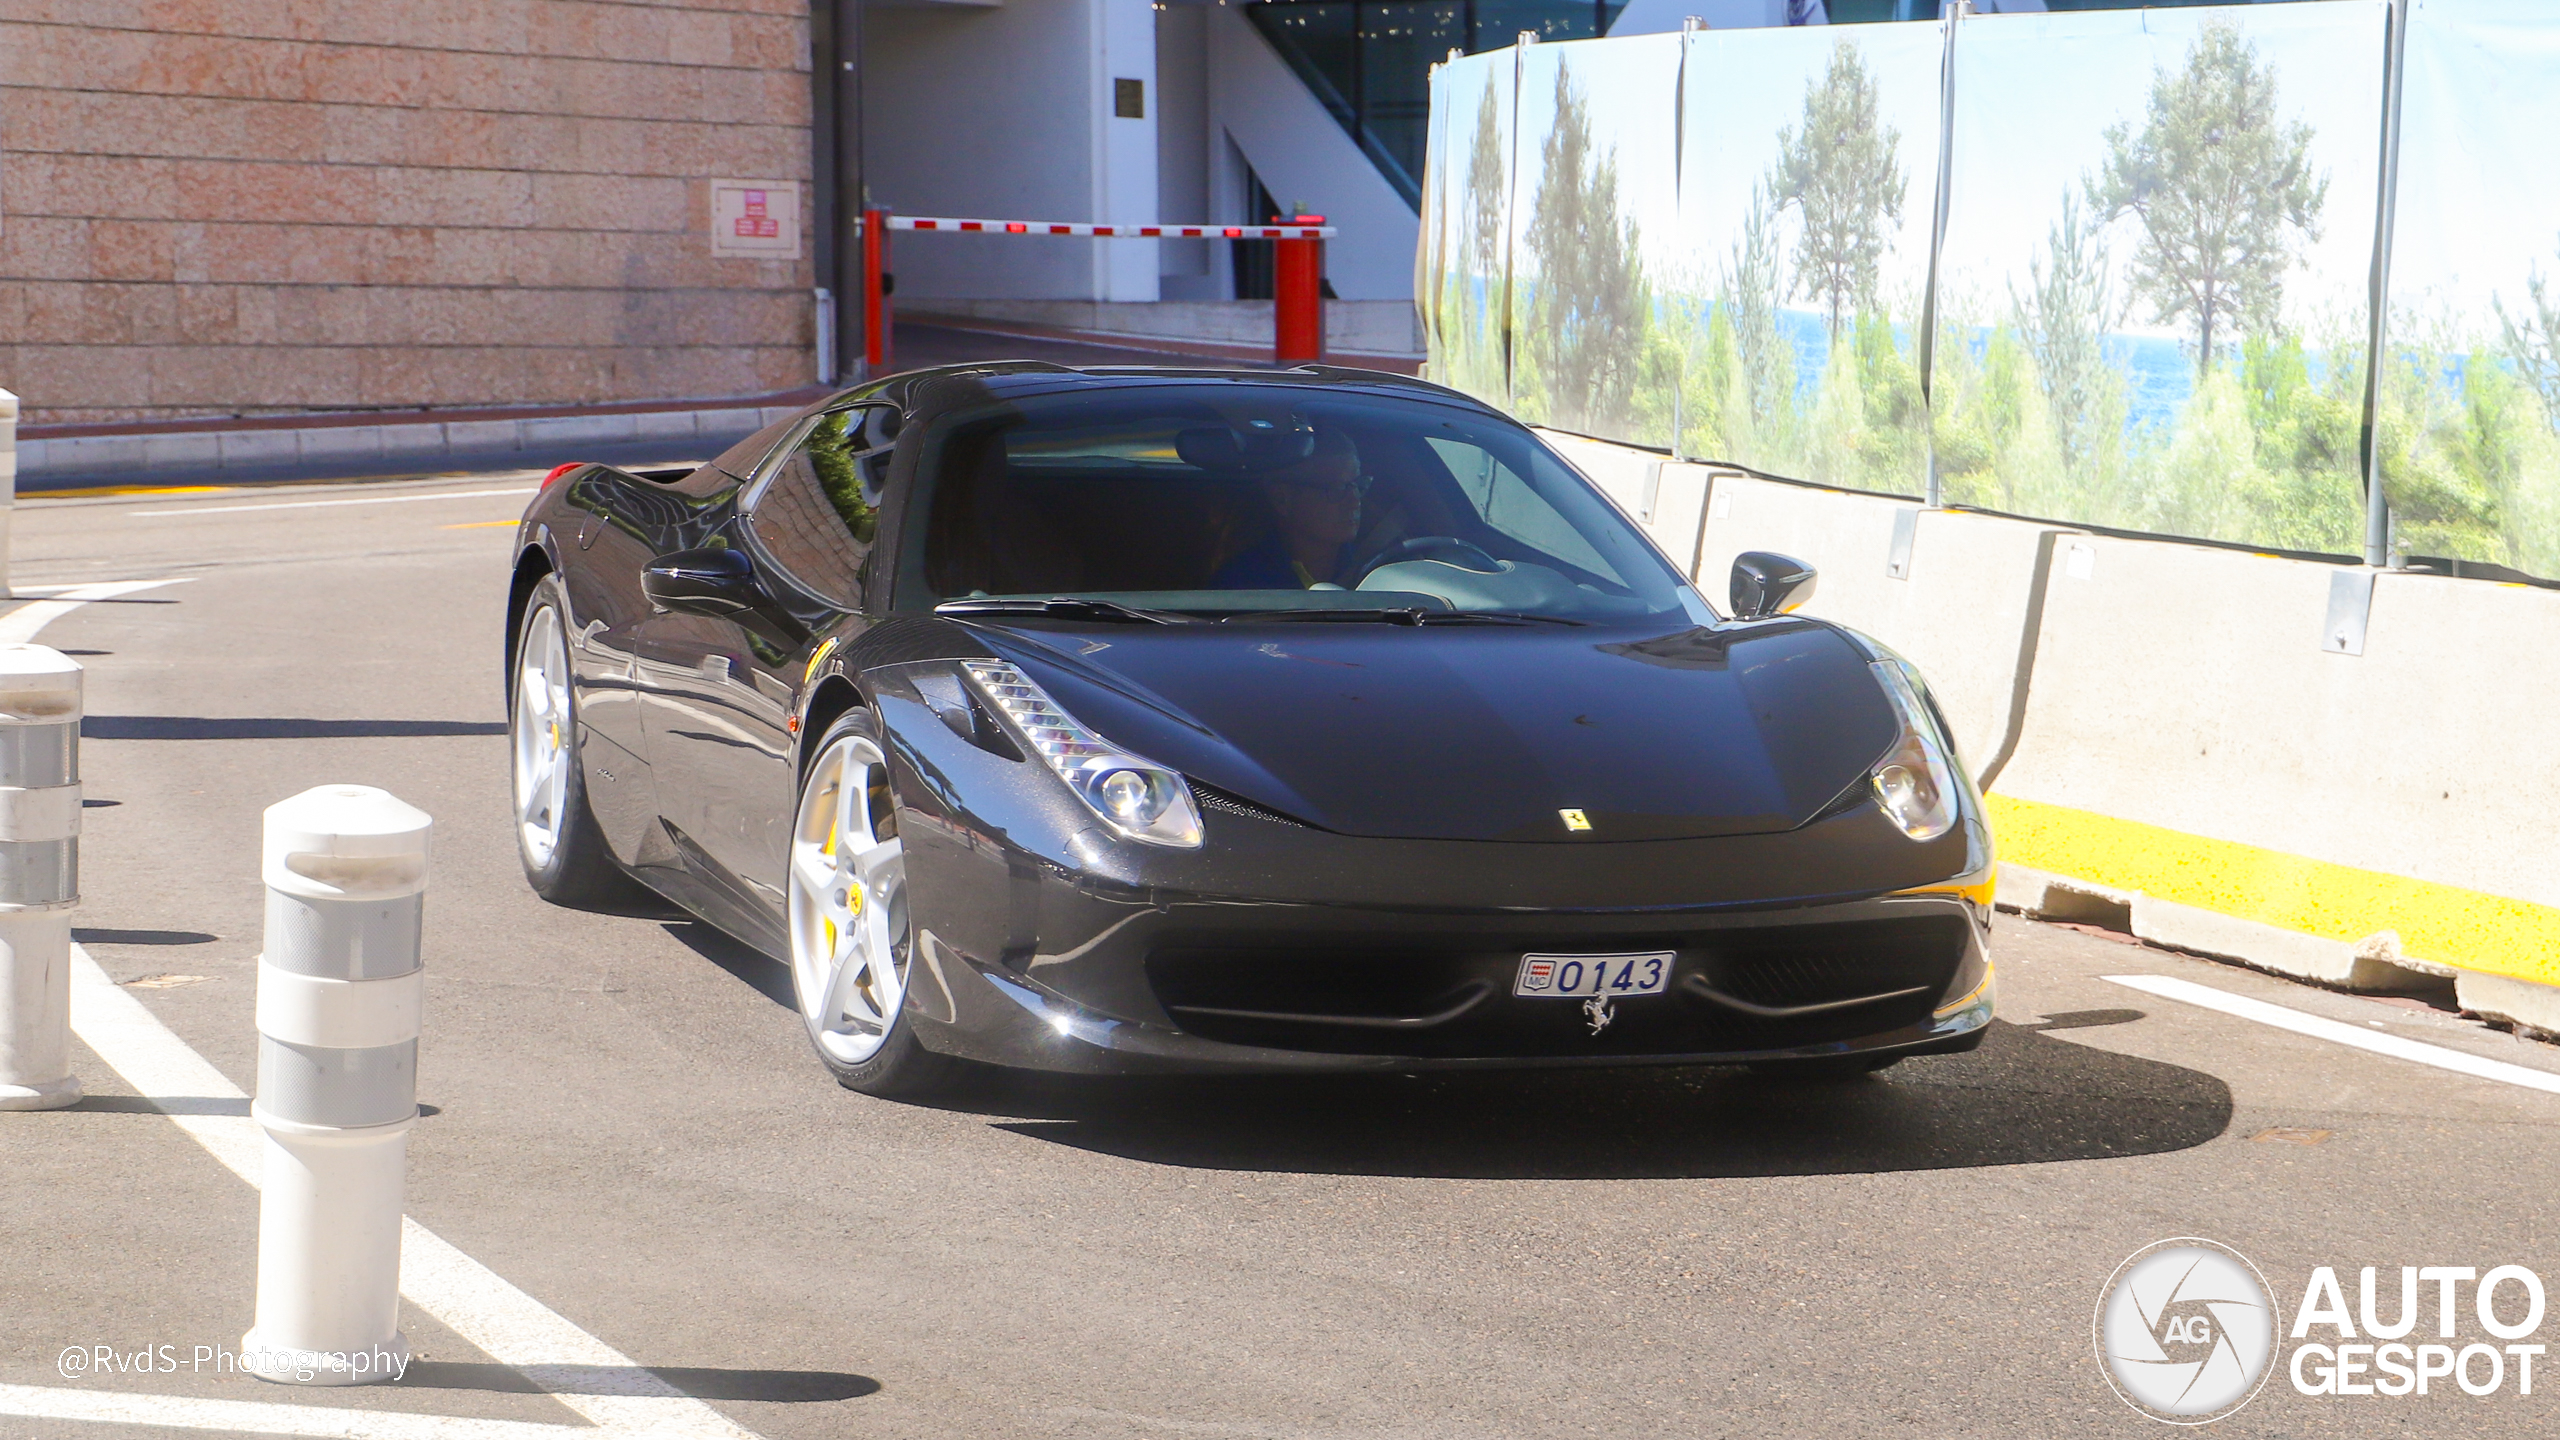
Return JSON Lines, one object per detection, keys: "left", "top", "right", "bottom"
{"left": 1583, "top": 995, "right": 1614, "bottom": 1035}
{"left": 1560, "top": 808, "right": 1592, "bottom": 832}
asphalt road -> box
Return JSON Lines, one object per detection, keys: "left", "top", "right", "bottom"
{"left": 4, "top": 472, "right": 2557, "bottom": 1440}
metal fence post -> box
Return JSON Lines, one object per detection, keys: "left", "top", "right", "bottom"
{"left": 0, "top": 646, "right": 82, "bottom": 1111}
{"left": 814, "top": 287, "right": 839, "bottom": 386}
{"left": 242, "top": 785, "right": 431, "bottom": 1385}
{"left": 1917, "top": 1, "right": 1968, "bottom": 511}
{"left": 2360, "top": 0, "right": 2413, "bottom": 568}
{"left": 1501, "top": 34, "right": 1533, "bottom": 407}
{"left": 0, "top": 387, "right": 17, "bottom": 598}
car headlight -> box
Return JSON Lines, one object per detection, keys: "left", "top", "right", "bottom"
{"left": 960, "top": 660, "right": 1204, "bottom": 848}
{"left": 1868, "top": 661, "right": 1960, "bottom": 843}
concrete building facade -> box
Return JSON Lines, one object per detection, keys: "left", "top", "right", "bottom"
{"left": 0, "top": 1, "right": 823, "bottom": 427}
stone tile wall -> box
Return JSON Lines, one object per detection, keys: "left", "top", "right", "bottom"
{"left": 0, "top": 1, "right": 815, "bottom": 424}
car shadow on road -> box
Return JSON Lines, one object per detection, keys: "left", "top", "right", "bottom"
{"left": 661, "top": 921, "right": 795, "bottom": 1007}
{"left": 393, "top": 1361, "right": 879, "bottom": 1402}
{"left": 963, "top": 1015, "right": 2231, "bottom": 1180}
{"left": 74, "top": 927, "right": 218, "bottom": 945}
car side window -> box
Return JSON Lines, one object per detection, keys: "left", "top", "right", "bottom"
{"left": 1423, "top": 437, "right": 1622, "bottom": 585}
{"left": 745, "top": 407, "right": 891, "bottom": 611}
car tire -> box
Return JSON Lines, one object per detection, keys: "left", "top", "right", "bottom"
{"left": 509, "top": 573, "right": 648, "bottom": 908}
{"left": 785, "top": 709, "right": 960, "bottom": 1100}
{"left": 1748, "top": 1053, "right": 1904, "bottom": 1080}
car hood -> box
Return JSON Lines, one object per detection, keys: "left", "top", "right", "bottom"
{"left": 980, "top": 618, "right": 1899, "bottom": 843}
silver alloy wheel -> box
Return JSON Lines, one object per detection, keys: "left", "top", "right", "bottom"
{"left": 789, "top": 731, "right": 909, "bottom": 1065}
{"left": 512, "top": 603, "right": 572, "bottom": 870}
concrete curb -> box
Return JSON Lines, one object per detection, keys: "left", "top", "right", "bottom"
{"left": 1995, "top": 863, "right": 2444, "bottom": 994}
{"left": 2005, "top": 852, "right": 2560, "bottom": 1037}
{"left": 2453, "top": 972, "right": 2560, "bottom": 1040}
{"left": 18, "top": 404, "right": 807, "bottom": 492}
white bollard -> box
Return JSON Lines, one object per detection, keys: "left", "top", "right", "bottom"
{"left": 241, "top": 785, "right": 431, "bottom": 1386}
{"left": 0, "top": 386, "right": 16, "bottom": 598}
{"left": 0, "top": 645, "right": 82, "bottom": 1110}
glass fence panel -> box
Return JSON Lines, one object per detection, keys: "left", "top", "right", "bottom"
{"left": 1667, "top": 20, "right": 1948, "bottom": 494}
{"left": 1427, "top": 49, "right": 1518, "bottom": 407}
{"left": 1505, "top": 33, "right": 1685, "bottom": 446}
{"left": 2390, "top": 0, "right": 2560, "bottom": 579}
{"left": 1936, "top": 1, "right": 2388, "bottom": 551}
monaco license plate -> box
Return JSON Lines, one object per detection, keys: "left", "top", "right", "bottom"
{"left": 1513, "top": 952, "right": 1674, "bottom": 999}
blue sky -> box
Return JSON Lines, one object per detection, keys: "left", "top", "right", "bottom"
{"left": 2395, "top": 0, "right": 2560, "bottom": 337}
{"left": 1939, "top": 2, "right": 2389, "bottom": 345}
{"left": 1665, "top": 21, "right": 1948, "bottom": 306}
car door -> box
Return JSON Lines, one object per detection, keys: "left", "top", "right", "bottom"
{"left": 553, "top": 468, "right": 682, "bottom": 864}
{"left": 637, "top": 405, "right": 890, "bottom": 918}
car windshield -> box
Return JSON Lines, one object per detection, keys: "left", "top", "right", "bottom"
{"left": 897, "top": 385, "right": 1696, "bottom": 622}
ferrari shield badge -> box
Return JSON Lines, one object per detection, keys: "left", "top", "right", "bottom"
{"left": 1583, "top": 995, "right": 1614, "bottom": 1035}
{"left": 1560, "top": 808, "right": 1592, "bottom": 832}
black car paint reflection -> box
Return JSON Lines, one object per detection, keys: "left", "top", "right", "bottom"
{"left": 509, "top": 364, "right": 1995, "bottom": 1075}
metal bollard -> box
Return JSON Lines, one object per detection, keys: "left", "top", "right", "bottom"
{"left": 1273, "top": 217, "right": 1326, "bottom": 367}
{"left": 241, "top": 785, "right": 431, "bottom": 1385}
{"left": 0, "top": 645, "right": 81, "bottom": 1110}
{"left": 862, "top": 206, "right": 893, "bottom": 374}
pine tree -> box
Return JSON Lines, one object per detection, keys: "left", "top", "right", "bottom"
{"left": 1521, "top": 61, "right": 1650, "bottom": 434}
{"left": 1465, "top": 85, "right": 1507, "bottom": 291}
{"left": 2088, "top": 21, "right": 2326, "bottom": 380}
{"left": 1721, "top": 184, "right": 1793, "bottom": 452}
{"left": 1768, "top": 43, "right": 1906, "bottom": 340}
{"left": 2493, "top": 255, "right": 2560, "bottom": 434}
{"left": 2013, "top": 191, "right": 2121, "bottom": 472}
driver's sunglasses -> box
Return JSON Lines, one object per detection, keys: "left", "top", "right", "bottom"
{"left": 1278, "top": 474, "right": 1374, "bottom": 500}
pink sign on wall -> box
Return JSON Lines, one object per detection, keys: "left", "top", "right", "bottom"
{"left": 711, "top": 180, "right": 801, "bottom": 259}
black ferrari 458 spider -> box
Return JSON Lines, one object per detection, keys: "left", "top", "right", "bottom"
{"left": 506, "top": 364, "right": 1994, "bottom": 1096}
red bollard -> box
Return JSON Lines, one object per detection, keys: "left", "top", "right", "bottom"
{"left": 862, "top": 207, "right": 892, "bottom": 373}
{"left": 1274, "top": 214, "right": 1325, "bottom": 366}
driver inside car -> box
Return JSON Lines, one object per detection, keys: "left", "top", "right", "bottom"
{"left": 1211, "top": 428, "right": 1371, "bottom": 589}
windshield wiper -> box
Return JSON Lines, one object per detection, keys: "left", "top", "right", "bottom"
{"left": 1425, "top": 609, "right": 1586, "bottom": 627}
{"left": 935, "top": 596, "right": 1195, "bottom": 625}
{"left": 1217, "top": 607, "right": 1584, "bottom": 627}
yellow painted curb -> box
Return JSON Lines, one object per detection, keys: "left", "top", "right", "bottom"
{"left": 19, "top": 484, "right": 235, "bottom": 500}
{"left": 1985, "top": 794, "right": 2560, "bottom": 986}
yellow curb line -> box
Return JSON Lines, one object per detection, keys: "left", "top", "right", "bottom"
{"left": 1986, "top": 794, "right": 2560, "bottom": 986}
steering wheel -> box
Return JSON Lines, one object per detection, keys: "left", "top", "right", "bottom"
{"left": 1354, "top": 535, "right": 1505, "bottom": 583}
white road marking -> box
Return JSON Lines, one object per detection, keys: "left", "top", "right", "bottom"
{"left": 51, "top": 947, "right": 763, "bottom": 1440}
{"left": 129, "top": 487, "right": 537, "bottom": 518}
{"left": 0, "top": 578, "right": 191, "bottom": 646}
{"left": 66, "top": 946, "right": 263, "bottom": 1178}
{"left": 0, "top": 1384, "right": 593, "bottom": 1440}
{"left": 2105, "top": 973, "right": 2560, "bottom": 1096}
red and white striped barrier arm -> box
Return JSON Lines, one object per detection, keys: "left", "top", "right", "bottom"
{"left": 883, "top": 216, "right": 1336, "bottom": 239}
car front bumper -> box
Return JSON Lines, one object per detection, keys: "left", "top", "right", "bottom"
{"left": 909, "top": 895, "right": 1994, "bottom": 1077}
{"left": 882, "top": 685, "right": 1997, "bottom": 1076}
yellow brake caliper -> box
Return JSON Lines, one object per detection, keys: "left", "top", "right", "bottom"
{"left": 820, "top": 782, "right": 862, "bottom": 956}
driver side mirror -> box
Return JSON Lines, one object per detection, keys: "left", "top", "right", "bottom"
{"left": 1729, "top": 551, "right": 1817, "bottom": 620}
{"left": 643, "top": 546, "right": 762, "bottom": 616}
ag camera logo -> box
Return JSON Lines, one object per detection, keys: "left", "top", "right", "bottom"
{"left": 2096, "top": 1238, "right": 2280, "bottom": 1424}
